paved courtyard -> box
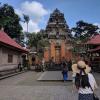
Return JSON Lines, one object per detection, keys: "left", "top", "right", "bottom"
{"left": 37, "top": 71, "right": 72, "bottom": 81}
{"left": 0, "top": 71, "right": 100, "bottom": 100}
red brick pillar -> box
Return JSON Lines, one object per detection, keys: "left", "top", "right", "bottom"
{"left": 66, "top": 50, "right": 72, "bottom": 61}
{"left": 61, "top": 41, "right": 66, "bottom": 58}
{"left": 50, "top": 41, "right": 55, "bottom": 61}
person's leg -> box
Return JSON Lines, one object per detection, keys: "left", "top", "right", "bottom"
{"left": 66, "top": 71, "right": 68, "bottom": 80}
{"left": 64, "top": 73, "right": 67, "bottom": 81}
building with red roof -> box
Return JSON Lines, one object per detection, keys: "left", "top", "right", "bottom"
{"left": 86, "top": 34, "right": 100, "bottom": 45}
{"left": 88, "top": 46, "right": 100, "bottom": 52}
{"left": 0, "top": 30, "right": 28, "bottom": 72}
{"left": 86, "top": 34, "right": 100, "bottom": 72}
{"left": 86, "top": 34, "right": 100, "bottom": 52}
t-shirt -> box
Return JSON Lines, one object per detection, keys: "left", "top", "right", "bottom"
{"left": 78, "top": 73, "right": 97, "bottom": 94}
{"left": 42, "top": 59, "right": 45, "bottom": 65}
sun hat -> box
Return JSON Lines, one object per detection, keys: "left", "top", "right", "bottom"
{"left": 72, "top": 60, "right": 91, "bottom": 74}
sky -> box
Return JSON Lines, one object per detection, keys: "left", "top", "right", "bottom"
{"left": 0, "top": 0, "right": 100, "bottom": 33}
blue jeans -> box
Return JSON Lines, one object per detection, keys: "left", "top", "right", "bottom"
{"left": 63, "top": 72, "right": 68, "bottom": 81}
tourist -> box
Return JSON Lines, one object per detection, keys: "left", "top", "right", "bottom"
{"left": 61, "top": 57, "right": 67, "bottom": 65}
{"left": 32, "top": 56, "right": 35, "bottom": 66}
{"left": 72, "top": 60, "right": 98, "bottom": 100}
{"left": 49, "top": 57, "right": 55, "bottom": 68}
{"left": 67, "top": 59, "right": 72, "bottom": 71}
{"left": 62, "top": 62, "right": 68, "bottom": 81}
{"left": 18, "top": 62, "right": 22, "bottom": 71}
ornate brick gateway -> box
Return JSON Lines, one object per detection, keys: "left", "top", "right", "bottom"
{"left": 44, "top": 9, "right": 73, "bottom": 64}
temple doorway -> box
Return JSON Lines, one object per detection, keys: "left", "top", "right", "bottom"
{"left": 55, "top": 46, "right": 61, "bottom": 64}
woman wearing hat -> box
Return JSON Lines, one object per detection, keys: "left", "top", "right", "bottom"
{"left": 72, "top": 60, "right": 98, "bottom": 100}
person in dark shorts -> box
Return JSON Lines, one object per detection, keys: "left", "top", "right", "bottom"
{"left": 72, "top": 61, "right": 98, "bottom": 100}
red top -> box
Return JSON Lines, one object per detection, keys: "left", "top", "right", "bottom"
{"left": 0, "top": 31, "right": 28, "bottom": 53}
{"left": 86, "top": 34, "right": 100, "bottom": 44}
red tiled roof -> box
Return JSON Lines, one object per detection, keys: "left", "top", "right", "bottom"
{"left": 86, "top": 34, "right": 100, "bottom": 44}
{"left": 88, "top": 46, "right": 100, "bottom": 52}
{"left": 0, "top": 31, "right": 28, "bottom": 52}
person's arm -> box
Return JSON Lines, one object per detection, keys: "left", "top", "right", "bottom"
{"left": 94, "top": 78, "right": 98, "bottom": 90}
{"left": 72, "top": 73, "right": 76, "bottom": 83}
{"left": 92, "top": 74, "right": 98, "bottom": 90}
{"left": 89, "top": 73, "right": 98, "bottom": 91}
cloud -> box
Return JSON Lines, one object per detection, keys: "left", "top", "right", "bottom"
{"left": 15, "top": 9, "right": 23, "bottom": 18}
{"left": 21, "top": 19, "right": 40, "bottom": 32}
{"left": 15, "top": 1, "right": 49, "bottom": 32}
{"left": 94, "top": 23, "right": 100, "bottom": 28}
{"left": 21, "top": 1, "right": 48, "bottom": 17}
{"left": 94, "top": 23, "right": 100, "bottom": 33}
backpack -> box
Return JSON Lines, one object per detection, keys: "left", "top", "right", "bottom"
{"left": 75, "top": 72, "right": 90, "bottom": 89}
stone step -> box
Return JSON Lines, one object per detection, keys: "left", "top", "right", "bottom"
{"left": 0, "top": 70, "right": 27, "bottom": 80}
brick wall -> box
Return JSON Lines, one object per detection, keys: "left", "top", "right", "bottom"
{"left": 65, "top": 50, "right": 72, "bottom": 61}
{"left": 50, "top": 41, "right": 55, "bottom": 61}
{"left": 44, "top": 47, "right": 49, "bottom": 62}
{"left": 44, "top": 40, "right": 73, "bottom": 63}
{"left": 61, "top": 41, "right": 66, "bottom": 58}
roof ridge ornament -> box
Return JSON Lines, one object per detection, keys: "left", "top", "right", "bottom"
{"left": 53, "top": 8, "right": 60, "bottom": 14}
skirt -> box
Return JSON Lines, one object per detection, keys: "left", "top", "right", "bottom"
{"left": 78, "top": 93, "right": 93, "bottom": 100}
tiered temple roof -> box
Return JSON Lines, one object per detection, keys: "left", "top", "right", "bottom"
{"left": 45, "top": 8, "right": 71, "bottom": 39}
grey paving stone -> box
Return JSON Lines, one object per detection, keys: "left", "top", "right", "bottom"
{"left": 0, "top": 71, "right": 99, "bottom": 100}
{"left": 37, "top": 71, "right": 72, "bottom": 81}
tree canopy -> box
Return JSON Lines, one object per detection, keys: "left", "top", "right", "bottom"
{"left": 23, "top": 14, "right": 29, "bottom": 24}
{"left": 27, "top": 31, "right": 49, "bottom": 49}
{"left": 23, "top": 14, "right": 30, "bottom": 33}
{"left": 72, "top": 20, "right": 99, "bottom": 42}
{"left": 0, "top": 3, "right": 22, "bottom": 41}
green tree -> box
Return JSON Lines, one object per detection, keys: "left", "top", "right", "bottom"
{"left": 27, "top": 32, "right": 41, "bottom": 49}
{"left": 27, "top": 33, "right": 35, "bottom": 48}
{"left": 0, "top": 3, "right": 22, "bottom": 41}
{"left": 27, "top": 31, "right": 49, "bottom": 50}
{"left": 72, "top": 20, "right": 99, "bottom": 42}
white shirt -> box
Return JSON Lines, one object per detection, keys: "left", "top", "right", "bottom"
{"left": 42, "top": 59, "right": 45, "bottom": 65}
{"left": 78, "top": 73, "right": 98, "bottom": 94}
